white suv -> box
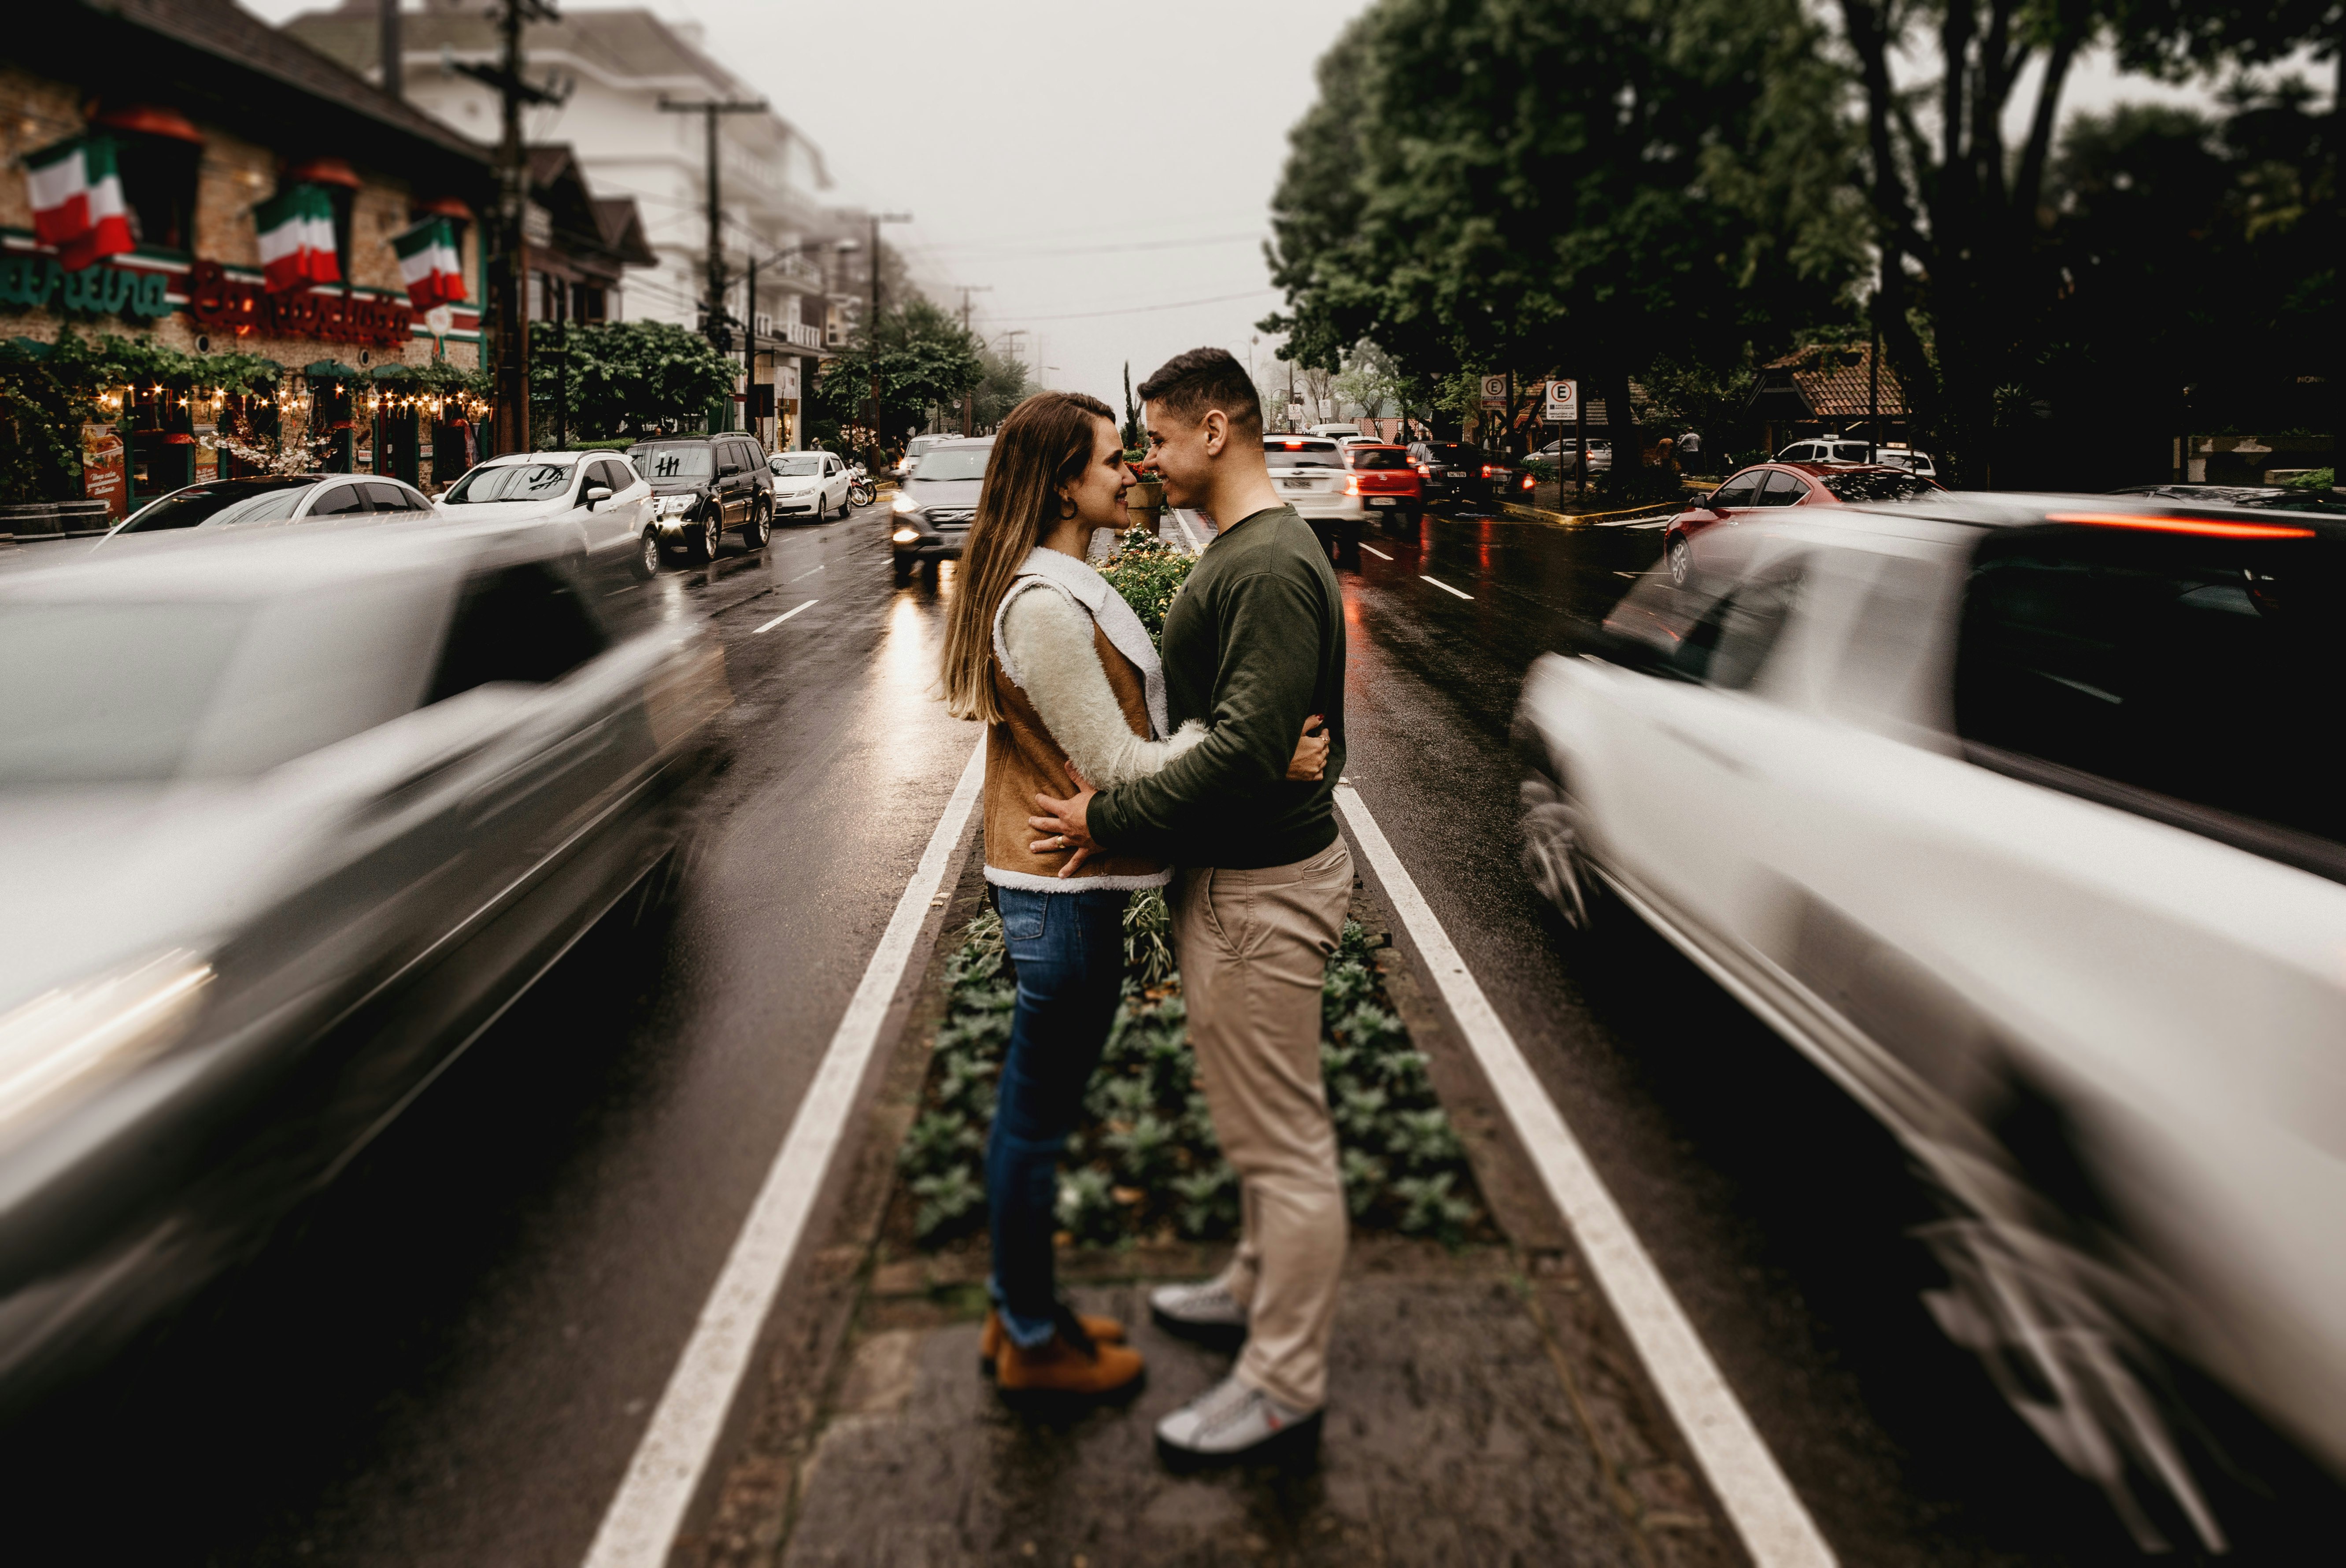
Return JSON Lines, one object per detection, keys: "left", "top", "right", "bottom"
{"left": 1513, "top": 490, "right": 2345, "bottom": 1551}
{"left": 1264, "top": 435, "right": 1362, "bottom": 557}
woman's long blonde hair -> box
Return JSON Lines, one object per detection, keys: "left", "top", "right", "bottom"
{"left": 941, "top": 390, "right": 1116, "bottom": 724}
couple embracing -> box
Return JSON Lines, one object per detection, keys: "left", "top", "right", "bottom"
{"left": 937, "top": 348, "right": 1351, "bottom": 1466}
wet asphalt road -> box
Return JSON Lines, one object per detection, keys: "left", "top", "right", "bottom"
{"left": 0, "top": 500, "right": 2272, "bottom": 1562}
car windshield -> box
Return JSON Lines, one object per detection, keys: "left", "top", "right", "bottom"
{"left": 446, "top": 462, "right": 575, "bottom": 503}
{"left": 1820, "top": 472, "right": 1936, "bottom": 503}
{"left": 770, "top": 455, "right": 822, "bottom": 476}
{"left": 1266, "top": 440, "right": 1342, "bottom": 468}
{"left": 913, "top": 448, "right": 989, "bottom": 481}
{"left": 1350, "top": 448, "right": 1410, "bottom": 470}
{"left": 630, "top": 445, "right": 713, "bottom": 481}
{"left": 0, "top": 602, "right": 255, "bottom": 783}
{"left": 1422, "top": 444, "right": 1479, "bottom": 462}
{"left": 115, "top": 478, "right": 319, "bottom": 534}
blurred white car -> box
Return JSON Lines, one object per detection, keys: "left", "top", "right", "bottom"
{"left": 100, "top": 473, "right": 436, "bottom": 544}
{"left": 436, "top": 451, "right": 658, "bottom": 585}
{"left": 1776, "top": 435, "right": 1939, "bottom": 479}
{"left": 768, "top": 450, "right": 854, "bottom": 521}
{"left": 1513, "top": 490, "right": 2346, "bottom": 1551}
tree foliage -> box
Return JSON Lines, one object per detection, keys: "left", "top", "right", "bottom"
{"left": 1838, "top": 0, "right": 2338, "bottom": 482}
{"left": 0, "top": 329, "right": 290, "bottom": 502}
{"left": 528, "top": 319, "right": 737, "bottom": 441}
{"left": 809, "top": 297, "right": 985, "bottom": 444}
{"left": 1263, "top": 0, "right": 1863, "bottom": 460}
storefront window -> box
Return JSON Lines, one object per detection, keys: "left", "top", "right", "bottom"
{"left": 94, "top": 106, "right": 204, "bottom": 255}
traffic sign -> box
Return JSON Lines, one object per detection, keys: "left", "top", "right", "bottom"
{"left": 1544, "top": 379, "right": 1579, "bottom": 421}
{"left": 1478, "top": 374, "right": 1508, "bottom": 410}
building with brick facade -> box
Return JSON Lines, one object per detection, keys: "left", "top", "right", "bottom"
{"left": 2, "top": 0, "right": 494, "bottom": 510}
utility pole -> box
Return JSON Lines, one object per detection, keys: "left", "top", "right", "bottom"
{"left": 452, "top": 0, "right": 564, "bottom": 458}
{"left": 744, "top": 251, "right": 758, "bottom": 443}
{"left": 379, "top": 0, "right": 403, "bottom": 99}
{"left": 956, "top": 284, "right": 991, "bottom": 433}
{"left": 659, "top": 95, "right": 765, "bottom": 429}
{"left": 863, "top": 211, "right": 912, "bottom": 445}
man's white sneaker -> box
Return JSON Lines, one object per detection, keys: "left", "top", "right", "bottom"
{"left": 1147, "top": 1276, "right": 1249, "bottom": 1346}
{"left": 1154, "top": 1374, "right": 1321, "bottom": 1470}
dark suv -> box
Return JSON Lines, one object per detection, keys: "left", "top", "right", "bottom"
{"left": 625, "top": 432, "right": 773, "bottom": 562}
{"left": 1406, "top": 440, "right": 1511, "bottom": 504}
{"left": 891, "top": 436, "right": 990, "bottom": 581}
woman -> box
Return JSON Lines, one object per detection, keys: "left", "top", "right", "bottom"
{"left": 940, "top": 391, "right": 1326, "bottom": 1400}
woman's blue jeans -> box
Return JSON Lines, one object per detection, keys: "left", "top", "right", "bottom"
{"left": 987, "top": 884, "right": 1129, "bottom": 1349}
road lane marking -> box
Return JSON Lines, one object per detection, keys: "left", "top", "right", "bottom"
{"left": 1333, "top": 784, "right": 1837, "bottom": 1568}
{"left": 1419, "top": 574, "right": 1473, "bottom": 600}
{"left": 1359, "top": 544, "right": 1393, "bottom": 561}
{"left": 788, "top": 563, "right": 828, "bottom": 583}
{"left": 1168, "top": 507, "right": 1210, "bottom": 554}
{"left": 585, "top": 737, "right": 987, "bottom": 1568}
{"left": 752, "top": 599, "right": 817, "bottom": 634}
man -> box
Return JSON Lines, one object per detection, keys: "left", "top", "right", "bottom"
{"left": 1029, "top": 347, "right": 1350, "bottom": 1467}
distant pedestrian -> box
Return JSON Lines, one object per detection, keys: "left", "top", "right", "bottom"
{"left": 940, "top": 390, "right": 1326, "bottom": 1405}
{"left": 1032, "top": 347, "right": 1352, "bottom": 1468}
{"left": 1679, "top": 428, "right": 1702, "bottom": 463}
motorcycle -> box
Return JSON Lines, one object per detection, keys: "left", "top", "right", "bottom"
{"left": 847, "top": 463, "right": 874, "bottom": 509}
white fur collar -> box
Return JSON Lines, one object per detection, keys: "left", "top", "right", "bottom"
{"left": 993, "top": 546, "right": 1169, "bottom": 738}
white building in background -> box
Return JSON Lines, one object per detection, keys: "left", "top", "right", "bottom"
{"left": 286, "top": 0, "right": 854, "bottom": 444}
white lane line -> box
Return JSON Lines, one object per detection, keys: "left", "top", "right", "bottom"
{"left": 788, "top": 563, "right": 828, "bottom": 584}
{"left": 584, "top": 737, "right": 987, "bottom": 1568}
{"left": 751, "top": 599, "right": 818, "bottom": 634}
{"left": 1333, "top": 784, "right": 1837, "bottom": 1568}
{"left": 1419, "top": 574, "right": 1473, "bottom": 600}
{"left": 1359, "top": 544, "right": 1393, "bottom": 561}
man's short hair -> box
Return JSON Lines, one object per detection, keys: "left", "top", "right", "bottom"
{"left": 1138, "top": 347, "right": 1263, "bottom": 438}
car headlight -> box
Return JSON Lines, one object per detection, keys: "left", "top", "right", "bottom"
{"left": 654, "top": 495, "right": 697, "bottom": 518}
{"left": 892, "top": 491, "right": 920, "bottom": 514}
{"left": 892, "top": 527, "right": 921, "bottom": 544}
{"left": 0, "top": 950, "right": 213, "bottom": 1136}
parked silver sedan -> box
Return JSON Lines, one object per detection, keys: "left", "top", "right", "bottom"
{"left": 0, "top": 518, "right": 728, "bottom": 1413}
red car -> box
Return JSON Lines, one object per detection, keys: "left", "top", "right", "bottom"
{"left": 1342, "top": 443, "right": 1428, "bottom": 528}
{"left": 1663, "top": 462, "right": 1940, "bottom": 588}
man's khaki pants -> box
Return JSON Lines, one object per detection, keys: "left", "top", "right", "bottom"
{"left": 1170, "top": 837, "right": 1353, "bottom": 1411}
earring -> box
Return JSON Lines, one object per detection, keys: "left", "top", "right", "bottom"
{"left": 1060, "top": 497, "right": 1078, "bottom": 519}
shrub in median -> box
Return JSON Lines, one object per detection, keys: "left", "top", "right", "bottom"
{"left": 897, "top": 902, "right": 1487, "bottom": 1251}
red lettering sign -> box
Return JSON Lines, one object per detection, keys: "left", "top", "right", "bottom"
{"left": 185, "top": 259, "right": 413, "bottom": 351}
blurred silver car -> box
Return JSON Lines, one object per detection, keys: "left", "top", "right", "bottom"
{"left": 97, "top": 473, "right": 437, "bottom": 544}
{"left": 1513, "top": 491, "right": 2346, "bottom": 1550}
{"left": 0, "top": 518, "right": 728, "bottom": 1411}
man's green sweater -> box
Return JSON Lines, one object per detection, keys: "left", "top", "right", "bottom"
{"left": 1088, "top": 504, "right": 1346, "bottom": 869}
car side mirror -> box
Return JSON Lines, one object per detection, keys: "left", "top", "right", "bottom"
{"left": 585, "top": 485, "right": 613, "bottom": 509}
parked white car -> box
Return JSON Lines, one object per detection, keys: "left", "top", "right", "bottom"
{"left": 1776, "top": 435, "right": 1939, "bottom": 478}
{"left": 434, "top": 451, "right": 658, "bottom": 584}
{"left": 1513, "top": 490, "right": 2346, "bottom": 1551}
{"left": 99, "top": 473, "right": 437, "bottom": 545}
{"left": 769, "top": 450, "right": 855, "bottom": 521}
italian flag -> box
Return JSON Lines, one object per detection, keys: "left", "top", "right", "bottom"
{"left": 25, "top": 136, "right": 133, "bottom": 270}
{"left": 255, "top": 184, "right": 341, "bottom": 292}
{"left": 391, "top": 216, "right": 463, "bottom": 308}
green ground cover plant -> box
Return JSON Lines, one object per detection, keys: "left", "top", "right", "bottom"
{"left": 898, "top": 906, "right": 1486, "bottom": 1251}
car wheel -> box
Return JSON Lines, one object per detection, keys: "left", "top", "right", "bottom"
{"left": 687, "top": 509, "right": 721, "bottom": 564}
{"left": 836, "top": 492, "right": 852, "bottom": 520}
{"left": 635, "top": 529, "right": 662, "bottom": 580}
{"left": 746, "top": 504, "right": 771, "bottom": 551}
{"left": 1666, "top": 533, "right": 1692, "bottom": 588}
{"left": 1913, "top": 1153, "right": 2229, "bottom": 1554}
{"left": 893, "top": 552, "right": 914, "bottom": 584}
{"left": 1517, "top": 758, "right": 1606, "bottom": 935}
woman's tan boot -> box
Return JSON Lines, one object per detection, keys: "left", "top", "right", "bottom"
{"left": 980, "top": 1308, "right": 1125, "bottom": 1372}
{"left": 995, "top": 1329, "right": 1145, "bottom": 1402}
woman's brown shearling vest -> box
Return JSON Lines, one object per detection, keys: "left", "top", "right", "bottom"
{"left": 984, "top": 615, "right": 1167, "bottom": 885}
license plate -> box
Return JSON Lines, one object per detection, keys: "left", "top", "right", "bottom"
{"left": 1445, "top": 469, "right": 1468, "bottom": 477}
{"left": 1368, "top": 496, "right": 1396, "bottom": 507}
{"left": 1281, "top": 478, "right": 1312, "bottom": 489}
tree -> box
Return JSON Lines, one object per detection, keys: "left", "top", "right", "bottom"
{"left": 808, "top": 297, "right": 984, "bottom": 451}
{"left": 1264, "top": 0, "right": 1861, "bottom": 468}
{"left": 1835, "top": 0, "right": 2339, "bottom": 483}
{"left": 973, "top": 343, "right": 1034, "bottom": 433}
{"left": 1332, "top": 338, "right": 1406, "bottom": 424}
{"left": 528, "top": 320, "right": 737, "bottom": 441}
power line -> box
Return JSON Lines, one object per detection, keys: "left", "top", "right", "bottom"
{"left": 994, "top": 288, "right": 1280, "bottom": 324}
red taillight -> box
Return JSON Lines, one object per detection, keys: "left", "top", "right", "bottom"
{"left": 2044, "top": 511, "right": 2317, "bottom": 540}
{"left": 1283, "top": 440, "right": 1304, "bottom": 448}
{"left": 1521, "top": 473, "right": 1536, "bottom": 490}
{"left": 1480, "top": 464, "right": 1494, "bottom": 478}
{"left": 1344, "top": 476, "right": 1360, "bottom": 496}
